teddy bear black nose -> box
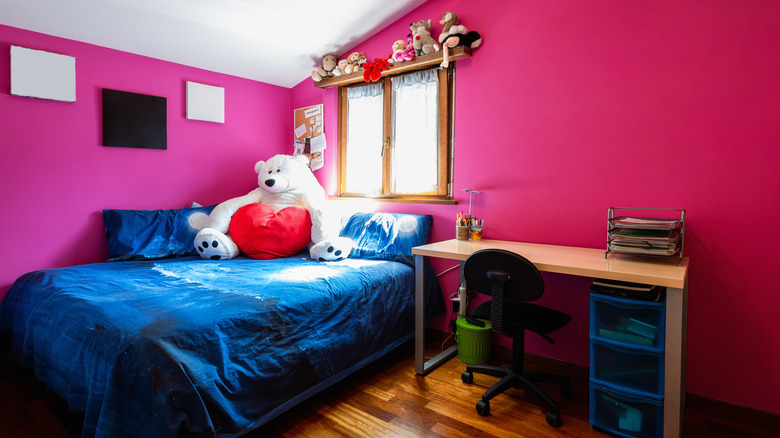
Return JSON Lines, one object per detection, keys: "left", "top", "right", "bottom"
{"left": 265, "top": 179, "right": 275, "bottom": 187}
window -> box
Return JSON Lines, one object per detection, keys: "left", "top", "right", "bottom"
{"left": 338, "top": 66, "right": 454, "bottom": 202}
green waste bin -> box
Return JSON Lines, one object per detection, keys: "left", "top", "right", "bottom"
{"left": 455, "top": 317, "right": 492, "bottom": 363}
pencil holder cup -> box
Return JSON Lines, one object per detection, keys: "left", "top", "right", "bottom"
{"left": 456, "top": 226, "right": 469, "bottom": 240}
{"left": 470, "top": 226, "right": 483, "bottom": 240}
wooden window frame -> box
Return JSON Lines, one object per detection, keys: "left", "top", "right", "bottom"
{"left": 336, "top": 66, "right": 455, "bottom": 204}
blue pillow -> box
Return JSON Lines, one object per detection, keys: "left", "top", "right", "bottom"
{"left": 340, "top": 212, "right": 432, "bottom": 265}
{"left": 104, "top": 205, "right": 215, "bottom": 261}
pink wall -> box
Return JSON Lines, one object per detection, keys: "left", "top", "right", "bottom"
{"left": 2, "top": 0, "right": 779, "bottom": 417}
{"left": 292, "top": 0, "right": 780, "bottom": 414}
{"left": 0, "top": 24, "right": 291, "bottom": 298}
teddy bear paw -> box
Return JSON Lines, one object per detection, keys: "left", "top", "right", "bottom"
{"left": 195, "top": 228, "right": 240, "bottom": 260}
{"left": 309, "top": 237, "right": 353, "bottom": 262}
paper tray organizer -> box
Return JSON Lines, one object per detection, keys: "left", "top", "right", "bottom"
{"left": 605, "top": 207, "right": 685, "bottom": 266}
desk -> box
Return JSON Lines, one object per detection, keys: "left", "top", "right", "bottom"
{"left": 413, "top": 239, "right": 689, "bottom": 438}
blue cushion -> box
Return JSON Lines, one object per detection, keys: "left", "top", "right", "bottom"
{"left": 340, "top": 212, "right": 432, "bottom": 265}
{"left": 104, "top": 205, "right": 215, "bottom": 261}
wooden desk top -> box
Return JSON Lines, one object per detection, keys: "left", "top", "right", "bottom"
{"left": 412, "top": 239, "right": 689, "bottom": 289}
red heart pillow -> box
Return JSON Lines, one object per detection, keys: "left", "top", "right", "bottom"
{"left": 228, "top": 204, "right": 312, "bottom": 260}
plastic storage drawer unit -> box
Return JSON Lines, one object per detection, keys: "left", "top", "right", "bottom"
{"left": 591, "top": 339, "right": 664, "bottom": 398}
{"left": 591, "top": 294, "right": 665, "bottom": 351}
{"left": 590, "top": 382, "right": 663, "bottom": 438}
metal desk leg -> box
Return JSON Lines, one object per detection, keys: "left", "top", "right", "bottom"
{"left": 415, "top": 254, "right": 426, "bottom": 375}
{"left": 664, "top": 281, "right": 688, "bottom": 438}
{"left": 415, "top": 254, "right": 458, "bottom": 375}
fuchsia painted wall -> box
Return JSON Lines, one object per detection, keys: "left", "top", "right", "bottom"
{"left": 292, "top": 0, "right": 780, "bottom": 414}
{"left": 2, "top": 0, "right": 779, "bottom": 418}
{"left": 0, "top": 24, "right": 290, "bottom": 299}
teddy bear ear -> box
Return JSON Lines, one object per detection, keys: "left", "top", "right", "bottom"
{"left": 254, "top": 160, "right": 266, "bottom": 174}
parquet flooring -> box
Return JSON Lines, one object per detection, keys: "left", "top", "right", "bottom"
{"left": 258, "top": 337, "right": 606, "bottom": 438}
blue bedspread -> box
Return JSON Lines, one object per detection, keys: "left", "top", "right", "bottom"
{"left": 0, "top": 255, "right": 421, "bottom": 437}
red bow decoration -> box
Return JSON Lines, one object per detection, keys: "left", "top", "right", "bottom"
{"left": 362, "top": 58, "right": 391, "bottom": 82}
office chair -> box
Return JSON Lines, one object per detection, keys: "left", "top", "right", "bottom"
{"left": 460, "top": 249, "right": 573, "bottom": 427}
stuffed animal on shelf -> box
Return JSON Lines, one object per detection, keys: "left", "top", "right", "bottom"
{"left": 389, "top": 39, "right": 415, "bottom": 63}
{"left": 439, "top": 28, "right": 482, "bottom": 67}
{"left": 409, "top": 20, "right": 440, "bottom": 56}
{"left": 438, "top": 11, "right": 459, "bottom": 43}
{"left": 389, "top": 39, "right": 404, "bottom": 62}
{"left": 438, "top": 12, "right": 482, "bottom": 68}
{"left": 194, "top": 154, "right": 353, "bottom": 262}
{"left": 362, "top": 58, "right": 391, "bottom": 82}
{"left": 311, "top": 54, "right": 338, "bottom": 82}
{"left": 332, "top": 59, "right": 349, "bottom": 76}
{"left": 343, "top": 51, "right": 367, "bottom": 75}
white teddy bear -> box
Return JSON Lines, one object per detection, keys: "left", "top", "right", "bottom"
{"left": 194, "top": 154, "right": 352, "bottom": 262}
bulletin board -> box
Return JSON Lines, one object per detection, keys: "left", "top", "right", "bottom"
{"left": 293, "top": 104, "right": 325, "bottom": 170}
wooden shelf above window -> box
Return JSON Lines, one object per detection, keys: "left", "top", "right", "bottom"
{"left": 313, "top": 46, "right": 472, "bottom": 89}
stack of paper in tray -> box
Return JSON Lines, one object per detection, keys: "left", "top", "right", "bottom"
{"left": 608, "top": 216, "right": 682, "bottom": 256}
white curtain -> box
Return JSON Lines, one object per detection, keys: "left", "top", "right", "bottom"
{"left": 345, "top": 83, "right": 384, "bottom": 194}
{"left": 391, "top": 68, "right": 439, "bottom": 194}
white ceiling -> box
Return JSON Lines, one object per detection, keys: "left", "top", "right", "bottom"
{"left": 0, "top": 0, "right": 427, "bottom": 88}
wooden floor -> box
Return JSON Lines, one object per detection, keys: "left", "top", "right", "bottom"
{"left": 258, "top": 339, "right": 599, "bottom": 438}
{"left": 2, "top": 337, "right": 780, "bottom": 438}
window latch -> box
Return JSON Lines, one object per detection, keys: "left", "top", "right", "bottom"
{"left": 381, "top": 139, "right": 390, "bottom": 157}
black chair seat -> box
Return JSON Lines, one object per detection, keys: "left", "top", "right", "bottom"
{"left": 472, "top": 300, "right": 572, "bottom": 336}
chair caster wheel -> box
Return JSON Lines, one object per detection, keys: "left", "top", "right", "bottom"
{"left": 461, "top": 371, "right": 473, "bottom": 384}
{"left": 561, "top": 382, "right": 573, "bottom": 397}
{"left": 546, "top": 410, "right": 562, "bottom": 427}
{"left": 476, "top": 399, "right": 490, "bottom": 416}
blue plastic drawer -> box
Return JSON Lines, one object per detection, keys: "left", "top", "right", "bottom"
{"left": 590, "top": 383, "right": 663, "bottom": 438}
{"left": 591, "top": 339, "right": 664, "bottom": 398}
{"left": 591, "top": 294, "right": 665, "bottom": 351}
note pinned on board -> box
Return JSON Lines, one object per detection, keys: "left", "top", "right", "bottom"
{"left": 304, "top": 105, "right": 321, "bottom": 118}
{"left": 294, "top": 123, "right": 307, "bottom": 139}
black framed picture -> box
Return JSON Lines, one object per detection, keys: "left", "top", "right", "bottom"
{"left": 102, "top": 88, "right": 167, "bottom": 149}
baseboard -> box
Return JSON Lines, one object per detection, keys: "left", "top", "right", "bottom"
{"left": 685, "top": 393, "right": 780, "bottom": 432}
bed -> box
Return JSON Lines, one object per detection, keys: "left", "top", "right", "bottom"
{"left": 0, "top": 207, "right": 444, "bottom": 437}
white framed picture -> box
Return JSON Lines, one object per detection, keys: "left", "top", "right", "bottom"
{"left": 10, "top": 45, "right": 76, "bottom": 102}
{"left": 186, "top": 81, "right": 225, "bottom": 123}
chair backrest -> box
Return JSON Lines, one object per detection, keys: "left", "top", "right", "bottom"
{"left": 464, "top": 249, "right": 545, "bottom": 334}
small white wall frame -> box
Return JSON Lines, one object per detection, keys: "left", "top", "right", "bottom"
{"left": 186, "top": 81, "right": 225, "bottom": 123}
{"left": 10, "top": 45, "right": 76, "bottom": 102}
